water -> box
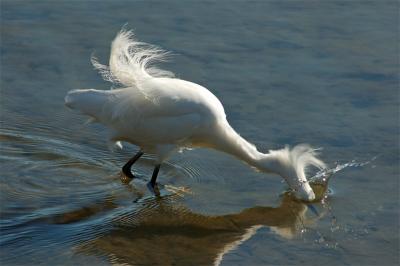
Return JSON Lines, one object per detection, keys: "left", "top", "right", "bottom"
{"left": 1, "top": 1, "right": 398, "bottom": 265}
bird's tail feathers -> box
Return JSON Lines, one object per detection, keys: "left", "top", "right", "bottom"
{"left": 64, "top": 89, "right": 110, "bottom": 120}
{"left": 91, "top": 28, "right": 174, "bottom": 88}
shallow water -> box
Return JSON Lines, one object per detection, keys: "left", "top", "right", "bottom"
{"left": 1, "top": 1, "right": 399, "bottom": 265}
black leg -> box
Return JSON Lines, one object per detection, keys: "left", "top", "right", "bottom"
{"left": 150, "top": 164, "right": 161, "bottom": 188}
{"left": 122, "top": 150, "right": 144, "bottom": 179}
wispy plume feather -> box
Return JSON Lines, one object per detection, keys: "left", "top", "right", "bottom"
{"left": 91, "top": 28, "right": 174, "bottom": 88}
{"left": 270, "top": 144, "right": 326, "bottom": 181}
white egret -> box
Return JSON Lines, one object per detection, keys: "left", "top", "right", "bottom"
{"left": 65, "top": 29, "right": 326, "bottom": 201}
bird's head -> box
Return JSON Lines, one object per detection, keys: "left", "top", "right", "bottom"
{"left": 259, "top": 145, "right": 326, "bottom": 202}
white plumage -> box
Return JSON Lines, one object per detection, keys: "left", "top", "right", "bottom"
{"left": 65, "top": 28, "right": 325, "bottom": 201}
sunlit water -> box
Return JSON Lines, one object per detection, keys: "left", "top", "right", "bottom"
{"left": 1, "top": 1, "right": 398, "bottom": 265}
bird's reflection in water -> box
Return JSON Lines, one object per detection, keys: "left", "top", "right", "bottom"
{"left": 71, "top": 186, "right": 326, "bottom": 266}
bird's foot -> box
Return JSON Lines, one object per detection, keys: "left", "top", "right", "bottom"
{"left": 147, "top": 182, "right": 160, "bottom": 196}
{"left": 120, "top": 170, "right": 135, "bottom": 184}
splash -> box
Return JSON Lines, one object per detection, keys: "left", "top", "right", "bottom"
{"left": 297, "top": 156, "right": 379, "bottom": 249}
{"left": 303, "top": 156, "right": 379, "bottom": 202}
{"left": 310, "top": 155, "right": 378, "bottom": 183}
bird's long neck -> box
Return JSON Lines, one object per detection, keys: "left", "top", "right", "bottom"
{"left": 211, "top": 121, "right": 273, "bottom": 172}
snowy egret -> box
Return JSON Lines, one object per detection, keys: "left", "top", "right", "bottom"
{"left": 65, "top": 29, "right": 326, "bottom": 201}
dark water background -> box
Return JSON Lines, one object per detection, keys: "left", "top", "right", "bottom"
{"left": 1, "top": 1, "right": 399, "bottom": 265}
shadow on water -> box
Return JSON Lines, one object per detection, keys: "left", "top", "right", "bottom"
{"left": 64, "top": 187, "right": 327, "bottom": 266}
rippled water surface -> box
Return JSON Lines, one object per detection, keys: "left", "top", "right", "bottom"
{"left": 1, "top": 1, "right": 399, "bottom": 265}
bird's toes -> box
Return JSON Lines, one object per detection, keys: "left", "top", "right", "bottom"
{"left": 120, "top": 171, "right": 134, "bottom": 184}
